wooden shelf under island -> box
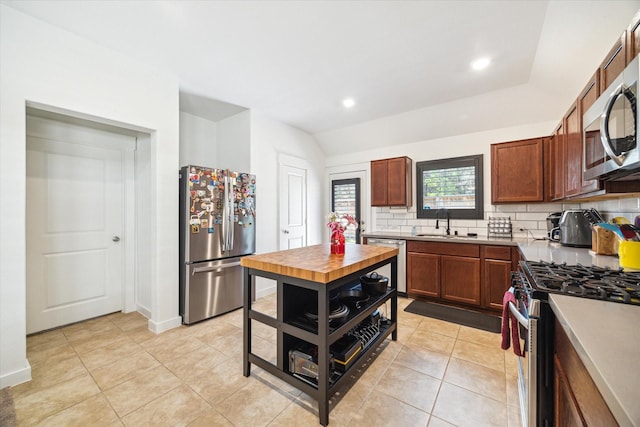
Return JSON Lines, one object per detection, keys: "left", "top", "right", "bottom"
{"left": 240, "top": 243, "right": 398, "bottom": 426}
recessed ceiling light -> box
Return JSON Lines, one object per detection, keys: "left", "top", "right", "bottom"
{"left": 342, "top": 98, "right": 356, "bottom": 108}
{"left": 471, "top": 57, "right": 491, "bottom": 71}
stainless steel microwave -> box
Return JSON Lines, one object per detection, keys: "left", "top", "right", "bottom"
{"left": 583, "top": 56, "right": 640, "bottom": 181}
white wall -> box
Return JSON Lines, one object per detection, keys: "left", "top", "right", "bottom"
{"left": 249, "top": 111, "right": 326, "bottom": 296}
{"left": 179, "top": 112, "right": 218, "bottom": 167}
{"left": 0, "top": 5, "right": 181, "bottom": 387}
{"left": 217, "top": 111, "right": 251, "bottom": 173}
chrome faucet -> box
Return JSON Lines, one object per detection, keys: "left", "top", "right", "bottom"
{"left": 435, "top": 208, "right": 451, "bottom": 235}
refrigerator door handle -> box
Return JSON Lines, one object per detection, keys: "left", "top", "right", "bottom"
{"left": 192, "top": 261, "right": 242, "bottom": 275}
{"left": 228, "top": 175, "right": 235, "bottom": 251}
{"left": 225, "top": 173, "right": 234, "bottom": 251}
{"left": 222, "top": 174, "right": 230, "bottom": 252}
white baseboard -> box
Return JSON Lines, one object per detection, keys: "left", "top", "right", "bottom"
{"left": 0, "top": 362, "right": 31, "bottom": 388}
{"left": 148, "top": 316, "right": 182, "bottom": 334}
{"left": 135, "top": 304, "right": 152, "bottom": 319}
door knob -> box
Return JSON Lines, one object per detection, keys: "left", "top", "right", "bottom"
{"left": 112, "top": 236, "right": 121, "bottom": 242}
{"left": 282, "top": 230, "right": 289, "bottom": 234}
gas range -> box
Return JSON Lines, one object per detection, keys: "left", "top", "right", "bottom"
{"left": 520, "top": 260, "right": 640, "bottom": 306}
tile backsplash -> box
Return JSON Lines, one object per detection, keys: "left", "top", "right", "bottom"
{"left": 372, "top": 197, "right": 640, "bottom": 238}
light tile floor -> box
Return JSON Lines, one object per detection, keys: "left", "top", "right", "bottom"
{"left": 12, "top": 296, "right": 523, "bottom": 426}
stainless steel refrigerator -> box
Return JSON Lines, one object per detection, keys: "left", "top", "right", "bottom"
{"left": 179, "top": 165, "right": 256, "bottom": 324}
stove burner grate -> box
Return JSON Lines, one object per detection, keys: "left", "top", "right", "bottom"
{"left": 522, "top": 261, "right": 640, "bottom": 305}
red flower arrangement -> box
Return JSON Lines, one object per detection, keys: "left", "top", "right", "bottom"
{"left": 327, "top": 212, "right": 358, "bottom": 255}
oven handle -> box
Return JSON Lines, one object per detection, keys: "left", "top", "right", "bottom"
{"left": 508, "top": 301, "right": 528, "bottom": 329}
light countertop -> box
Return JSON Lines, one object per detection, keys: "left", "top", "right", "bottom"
{"left": 517, "top": 239, "right": 622, "bottom": 269}
{"left": 550, "top": 295, "right": 640, "bottom": 427}
{"left": 363, "top": 231, "right": 524, "bottom": 246}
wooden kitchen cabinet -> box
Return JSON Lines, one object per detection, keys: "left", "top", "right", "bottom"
{"left": 407, "top": 252, "right": 440, "bottom": 298}
{"left": 441, "top": 255, "right": 480, "bottom": 305}
{"left": 491, "top": 137, "right": 545, "bottom": 203}
{"left": 407, "top": 240, "right": 489, "bottom": 308}
{"left": 551, "top": 123, "right": 565, "bottom": 201}
{"left": 554, "top": 319, "right": 617, "bottom": 426}
{"left": 564, "top": 73, "right": 603, "bottom": 198}
{"left": 408, "top": 240, "right": 515, "bottom": 311}
{"left": 626, "top": 10, "right": 640, "bottom": 62}
{"left": 564, "top": 101, "right": 582, "bottom": 197}
{"left": 371, "top": 156, "right": 412, "bottom": 207}
{"left": 481, "top": 245, "right": 515, "bottom": 311}
{"left": 601, "top": 31, "right": 627, "bottom": 92}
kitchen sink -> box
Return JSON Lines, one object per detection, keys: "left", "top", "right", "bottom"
{"left": 415, "top": 233, "right": 477, "bottom": 239}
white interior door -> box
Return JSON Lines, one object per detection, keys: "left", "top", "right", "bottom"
{"left": 279, "top": 164, "right": 307, "bottom": 250}
{"left": 26, "top": 118, "right": 132, "bottom": 334}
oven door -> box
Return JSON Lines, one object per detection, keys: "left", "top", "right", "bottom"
{"left": 507, "top": 289, "right": 537, "bottom": 427}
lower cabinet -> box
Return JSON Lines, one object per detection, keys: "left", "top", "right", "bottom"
{"left": 407, "top": 240, "right": 514, "bottom": 311}
{"left": 407, "top": 252, "right": 440, "bottom": 298}
{"left": 441, "top": 255, "right": 480, "bottom": 305}
{"left": 554, "top": 318, "right": 617, "bottom": 426}
{"left": 407, "top": 241, "right": 481, "bottom": 307}
{"left": 482, "top": 245, "right": 517, "bottom": 310}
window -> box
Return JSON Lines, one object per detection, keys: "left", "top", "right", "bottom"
{"left": 416, "top": 154, "right": 483, "bottom": 219}
{"left": 331, "top": 178, "right": 361, "bottom": 243}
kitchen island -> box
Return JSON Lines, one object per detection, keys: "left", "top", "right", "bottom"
{"left": 240, "top": 243, "right": 398, "bottom": 426}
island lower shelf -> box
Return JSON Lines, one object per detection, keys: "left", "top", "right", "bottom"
{"left": 241, "top": 244, "right": 398, "bottom": 426}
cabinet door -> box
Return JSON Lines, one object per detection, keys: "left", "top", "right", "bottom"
{"left": 554, "top": 356, "right": 584, "bottom": 427}
{"left": 555, "top": 320, "right": 617, "bottom": 426}
{"left": 387, "top": 157, "right": 410, "bottom": 206}
{"left": 491, "top": 138, "right": 544, "bottom": 203}
{"left": 407, "top": 252, "right": 440, "bottom": 298}
{"left": 483, "top": 259, "right": 512, "bottom": 310}
{"left": 627, "top": 11, "right": 640, "bottom": 62}
{"left": 581, "top": 72, "right": 606, "bottom": 192}
{"left": 441, "top": 256, "right": 480, "bottom": 306}
{"left": 601, "top": 31, "right": 627, "bottom": 92}
{"left": 543, "top": 136, "right": 553, "bottom": 202}
{"left": 371, "top": 160, "right": 388, "bottom": 206}
{"left": 552, "top": 123, "right": 565, "bottom": 201}
{"left": 564, "top": 102, "right": 582, "bottom": 197}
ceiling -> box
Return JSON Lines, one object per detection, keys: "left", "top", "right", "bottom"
{"left": 3, "top": 0, "right": 640, "bottom": 150}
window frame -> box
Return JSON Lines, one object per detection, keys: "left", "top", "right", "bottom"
{"left": 416, "top": 154, "right": 484, "bottom": 220}
{"left": 331, "top": 178, "right": 361, "bottom": 243}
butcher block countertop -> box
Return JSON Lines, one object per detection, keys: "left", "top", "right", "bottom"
{"left": 240, "top": 243, "right": 398, "bottom": 283}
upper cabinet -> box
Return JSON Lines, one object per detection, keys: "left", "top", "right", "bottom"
{"left": 626, "top": 11, "right": 640, "bottom": 62}
{"left": 546, "top": 13, "right": 640, "bottom": 202}
{"left": 551, "top": 123, "right": 565, "bottom": 201}
{"left": 563, "top": 99, "right": 601, "bottom": 198}
{"left": 371, "top": 156, "right": 412, "bottom": 207}
{"left": 491, "top": 138, "right": 545, "bottom": 203}
{"left": 601, "top": 31, "right": 627, "bottom": 92}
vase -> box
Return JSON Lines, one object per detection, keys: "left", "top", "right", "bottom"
{"left": 330, "top": 230, "right": 345, "bottom": 255}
